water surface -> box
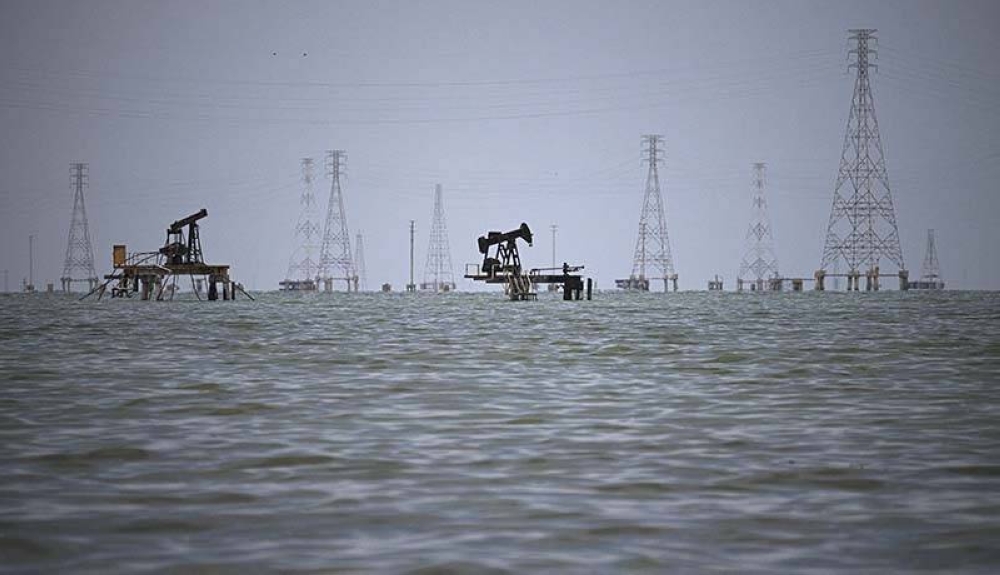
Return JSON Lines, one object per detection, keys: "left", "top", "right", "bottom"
{"left": 2, "top": 291, "right": 999, "bottom": 573}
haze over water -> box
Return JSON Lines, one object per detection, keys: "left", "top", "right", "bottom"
{"left": 2, "top": 291, "right": 999, "bottom": 573}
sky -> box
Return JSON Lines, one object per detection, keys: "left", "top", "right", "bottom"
{"left": 1, "top": 0, "right": 998, "bottom": 291}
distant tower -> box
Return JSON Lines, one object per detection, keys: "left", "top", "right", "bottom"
{"left": 61, "top": 163, "right": 98, "bottom": 292}
{"left": 281, "top": 158, "right": 322, "bottom": 289}
{"left": 318, "top": 150, "right": 355, "bottom": 291}
{"left": 737, "top": 163, "right": 780, "bottom": 291}
{"left": 818, "top": 29, "right": 906, "bottom": 291}
{"left": 407, "top": 220, "right": 416, "bottom": 292}
{"left": 421, "top": 184, "right": 456, "bottom": 292}
{"left": 628, "top": 135, "right": 677, "bottom": 292}
{"left": 912, "top": 229, "right": 945, "bottom": 290}
{"left": 354, "top": 232, "right": 368, "bottom": 292}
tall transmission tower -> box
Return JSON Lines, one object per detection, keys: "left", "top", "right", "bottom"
{"left": 281, "top": 158, "right": 322, "bottom": 290}
{"left": 627, "top": 135, "right": 677, "bottom": 292}
{"left": 818, "top": 29, "right": 906, "bottom": 291}
{"left": 737, "top": 163, "right": 780, "bottom": 291}
{"left": 910, "top": 228, "right": 944, "bottom": 289}
{"left": 318, "top": 150, "right": 355, "bottom": 291}
{"left": 61, "top": 163, "right": 98, "bottom": 292}
{"left": 421, "top": 183, "right": 456, "bottom": 292}
{"left": 354, "top": 232, "right": 368, "bottom": 292}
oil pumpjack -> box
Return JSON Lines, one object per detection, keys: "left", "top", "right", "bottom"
{"left": 83, "top": 208, "right": 253, "bottom": 301}
{"left": 464, "top": 222, "right": 591, "bottom": 301}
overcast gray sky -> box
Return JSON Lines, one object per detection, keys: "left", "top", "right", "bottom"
{"left": 1, "top": 0, "right": 998, "bottom": 291}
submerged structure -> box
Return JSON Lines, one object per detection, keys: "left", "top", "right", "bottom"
{"left": 84, "top": 209, "right": 252, "bottom": 301}
{"left": 464, "top": 222, "right": 591, "bottom": 301}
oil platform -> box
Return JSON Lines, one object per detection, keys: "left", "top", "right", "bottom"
{"left": 464, "top": 223, "right": 591, "bottom": 301}
{"left": 84, "top": 209, "right": 252, "bottom": 301}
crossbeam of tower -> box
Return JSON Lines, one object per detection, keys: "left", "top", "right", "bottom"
{"left": 629, "top": 135, "right": 677, "bottom": 292}
{"left": 738, "top": 163, "right": 779, "bottom": 291}
{"left": 61, "top": 162, "right": 98, "bottom": 292}
{"left": 421, "top": 183, "right": 456, "bottom": 292}
{"left": 318, "top": 150, "right": 355, "bottom": 291}
{"left": 819, "top": 29, "right": 906, "bottom": 291}
{"left": 283, "top": 158, "right": 322, "bottom": 286}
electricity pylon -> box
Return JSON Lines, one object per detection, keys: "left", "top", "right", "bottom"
{"left": 61, "top": 163, "right": 98, "bottom": 292}
{"left": 282, "top": 158, "right": 322, "bottom": 289}
{"left": 421, "top": 184, "right": 456, "bottom": 292}
{"left": 737, "top": 163, "right": 779, "bottom": 291}
{"left": 318, "top": 150, "right": 355, "bottom": 291}
{"left": 915, "top": 229, "right": 944, "bottom": 289}
{"left": 628, "top": 135, "right": 677, "bottom": 292}
{"left": 818, "top": 29, "right": 906, "bottom": 291}
{"left": 354, "top": 232, "right": 368, "bottom": 292}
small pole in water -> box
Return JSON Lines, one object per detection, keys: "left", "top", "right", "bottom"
{"left": 28, "top": 234, "right": 34, "bottom": 292}
{"left": 407, "top": 220, "right": 416, "bottom": 292}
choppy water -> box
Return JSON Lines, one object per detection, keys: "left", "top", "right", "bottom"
{"left": 1, "top": 290, "right": 999, "bottom": 573}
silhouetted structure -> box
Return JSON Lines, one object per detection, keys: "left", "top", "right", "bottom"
{"left": 86, "top": 209, "right": 252, "bottom": 302}
{"left": 464, "top": 223, "right": 590, "bottom": 301}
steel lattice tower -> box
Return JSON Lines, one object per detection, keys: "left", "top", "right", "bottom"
{"left": 61, "top": 163, "right": 98, "bottom": 292}
{"left": 283, "top": 158, "right": 322, "bottom": 285}
{"left": 421, "top": 184, "right": 456, "bottom": 292}
{"left": 819, "top": 29, "right": 906, "bottom": 290}
{"left": 318, "top": 150, "right": 355, "bottom": 291}
{"left": 354, "top": 232, "right": 368, "bottom": 292}
{"left": 738, "top": 163, "right": 780, "bottom": 290}
{"left": 630, "top": 135, "right": 677, "bottom": 292}
{"left": 920, "top": 229, "right": 942, "bottom": 283}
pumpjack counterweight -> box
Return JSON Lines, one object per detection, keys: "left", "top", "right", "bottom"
{"left": 464, "top": 222, "right": 591, "bottom": 301}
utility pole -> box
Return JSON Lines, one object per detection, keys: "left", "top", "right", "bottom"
{"left": 27, "top": 234, "right": 34, "bottom": 292}
{"left": 737, "top": 163, "right": 780, "bottom": 291}
{"left": 818, "top": 29, "right": 906, "bottom": 291}
{"left": 550, "top": 224, "right": 558, "bottom": 269}
{"left": 61, "top": 162, "right": 98, "bottom": 293}
{"left": 407, "top": 220, "right": 416, "bottom": 292}
{"left": 354, "top": 232, "right": 367, "bottom": 292}
{"left": 628, "top": 135, "right": 677, "bottom": 292}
